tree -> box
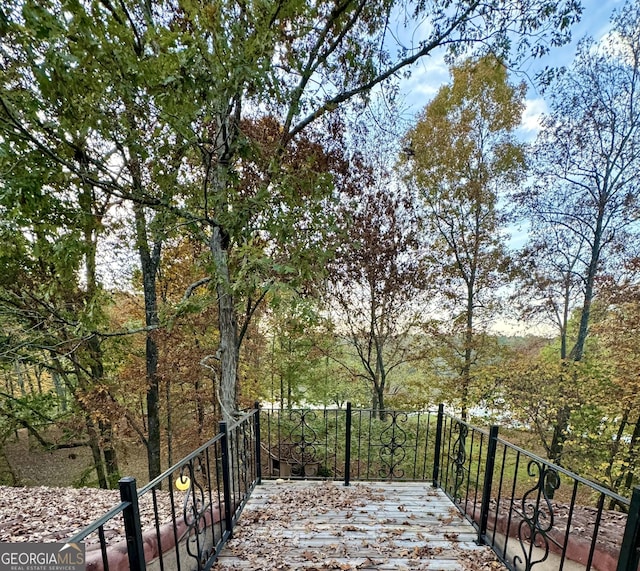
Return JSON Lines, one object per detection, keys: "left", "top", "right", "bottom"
{"left": 326, "top": 110, "right": 428, "bottom": 419}
{"left": 515, "top": 226, "right": 585, "bottom": 360}
{"left": 0, "top": 0, "right": 582, "bottom": 433}
{"left": 519, "top": 2, "right": 640, "bottom": 463}
{"left": 0, "top": 143, "right": 122, "bottom": 487}
{"left": 592, "top": 262, "right": 640, "bottom": 495}
{"left": 258, "top": 293, "right": 327, "bottom": 409}
{"left": 404, "top": 55, "right": 526, "bottom": 418}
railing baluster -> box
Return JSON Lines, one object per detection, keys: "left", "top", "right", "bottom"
{"left": 98, "top": 525, "right": 109, "bottom": 571}
{"left": 478, "top": 425, "right": 498, "bottom": 544}
{"left": 617, "top": 486, "right": 640, "bottom": 571}
{"left": 433, "top": 404, "right": 444, "bottom": 487}
{"left": 586, "top": 492, "right": 606, "bottom": 570}
{"left": 254, "top": 402, "right": 262, "bottom": 485}
{"left": 503, "top": 449, "right": 520, "bottom": 561}
{"left": 219, "top": 421, "right": 233, "bottom": 539}
{"left": 491, "top": 443, "right": 507, "bottom": 547}
{"left": 345, "top": 402, "right": 352, "bottom": 486}
{"left": 151, "top": 488, "right": 165, "bottom": 571}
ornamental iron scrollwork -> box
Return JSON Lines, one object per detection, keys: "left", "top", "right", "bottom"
{"left": 233, "top": 421, "right": 252, "bottom": 496}
{"left": 180, "top": 455, "right": 215, "bottom": 570}
{"left": 451, "top": 420, "right": 468, "bottom": 503}
{"left": 513, "top": 460, "right": 560, "bottom": 571}
{"left": 288, "top": 409, "right": 319, "bottom": 476}
{"left": 377, "top": 411, "right": 408, "bottom": 479}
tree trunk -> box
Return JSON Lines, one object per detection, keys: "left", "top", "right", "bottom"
{"left": 570, "top": 208, "right": 604, "bottom": 362}
{"left": 14, "top": 361, "right": 25, "bottom": 397}
{"left": 68, "top": 357, "right": 109, "bottom": 489}
{"left": 79, "top": 173, "right": 120, "bottom": 488}
{"left": 133, "top": 203, "right": 162, "bottom": 482}
{"left": 623, "top": 414, "right": 640, "bottom": 491}
{"left": 376, "top": 384, "right": 386, "bottom": 421}
{"left": 374, "top": 339, "right": 387, "bottom": 421}
{"left": 87, "top": 335, "right": 120, "bottom": 489}
{"left": 87, "top": 418, "right": 108, "bottom": 489}
{"left": 195, "top": 378, "right": 205, "bottom": 437}
{"left": 100, "top": 419, "right": 120, "bottom": 488}
{"left": 52, "top": 368, "right": 67, "bottom": 412}
{"left": 548, "top": 405, "right": 571, "bottom": 465}
{"left": 607, "top": 409, "right": 629, "bottom": 484}
{"left": 165, "top": 376, "right": 173, "bottom": 468}
{"left": 550, "top": 205, "right": 605, "bottom": 474}
{"left": 461, "top": 283, "right": 475, "bottom": 422}
{"left": 210, "top": 225, "right": 239, "bottom": 424}
{"left": 279, "top": 372, "right": 284, "bottom": 410}
{"left": 144, "top": 314, "right": 161, "bottom": 481}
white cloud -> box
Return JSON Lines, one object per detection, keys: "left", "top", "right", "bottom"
{"left": 398, "top": 54, "right": 450, "bottom": 116}
{"left": 517, "top": 98, "right": 547, "bottom": 140}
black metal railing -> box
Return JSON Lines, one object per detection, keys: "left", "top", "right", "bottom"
{"left": 437, "top": 411, "right": 640, "bottom": 571}
{"left": 65, "top": 402, "right": 640, "bottom": 571}
{"left": 261, "top": 403, "right": 640, "bottom": 571}
{"left": 66, "top": 406, "right": 261, "bottom": 571}
{"left": 260, "top": 404, "right": 438, "bottom": 482}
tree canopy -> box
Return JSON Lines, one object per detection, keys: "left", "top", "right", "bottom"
{"left": 7, "top": 0, "right": 640, "bottom": 497}
{"left": 404, "top": 54, "right": 526, "bottom": 417}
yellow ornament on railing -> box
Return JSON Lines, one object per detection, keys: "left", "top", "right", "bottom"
{"left": 175, "top": 475, "right": 191, "bottom": 491}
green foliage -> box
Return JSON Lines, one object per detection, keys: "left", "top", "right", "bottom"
{"left": 405, "top": 55, "right": 526, "bottom": 416}
{"left": 0, "top": 390, "right": 62, "bottom": 444}
{"left": 0, "top": 0, "right": 591, "bottom": 483}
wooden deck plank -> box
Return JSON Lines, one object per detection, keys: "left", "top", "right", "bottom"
{"left": 213, "top": 481, "right": 502, "bottom": 570}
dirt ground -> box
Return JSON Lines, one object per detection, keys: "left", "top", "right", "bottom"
{"left": 1, "top": 429, "right": 150, "bottom": 488}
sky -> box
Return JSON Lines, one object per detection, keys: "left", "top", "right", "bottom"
{"left": 396, "top": 0, "right": 625, "bottom": 139}
{"left": 390, "top": 0, "right": 626, "bottom": 337}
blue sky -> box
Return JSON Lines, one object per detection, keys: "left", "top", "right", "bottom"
{"left": 390, "top": 0, "right": 626, "bottom": 335}
{"left": 396, "top": 0, "right": 624, "bottom": 138}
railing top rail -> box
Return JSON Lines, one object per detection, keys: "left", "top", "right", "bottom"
{"left": 262, "top": 406, "right": 438, "bottom": 414}
{"left": 139, "top": 431, "right": 225, "bottom": 495}
{"left": 441, "top": 413, "right": 491, "bottom": 437}
{"left": 66, "top": 501, "right": 130, "bottom": 543}
{"left": 227, "top": 408, "right": 257, "bottom": 432}
{"left": 496, "top": 435, "right": 631, "bottom": 506}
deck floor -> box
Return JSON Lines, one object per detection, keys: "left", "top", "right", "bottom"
{"left": 213, "top": 480, "right": 503, "bottom": 570}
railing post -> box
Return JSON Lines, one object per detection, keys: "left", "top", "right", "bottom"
{"left": 432, "top": 404, "right": 444, "bottom": 487}
{"left": 344, "top": 402, "right": 352, "bottom": 486}
{"left": 478, "top": 425, "right": 499, "bottom": 544}
{"left": 119, "top": 477, "right": 146, "bottom": 571}
{"left": 254, "top": 401, "right": 262, "bottom": 485}
{"left": 219, "top": 421, "right": 234, "bottom": 538}
{"left": 617, "top": 486, "right": 640, "bottom": 571}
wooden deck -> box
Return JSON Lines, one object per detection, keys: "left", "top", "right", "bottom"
{"left": 213, "top": 480, "right": 503, "bottom": 570}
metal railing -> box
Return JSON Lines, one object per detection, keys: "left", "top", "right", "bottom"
{"left": 437, "top": 408, "right": 640, "bottom": 571}
{"left": 65, "top": 403, "right": 640, "bottom": 571}
{"left": 260, "top": 403, "right": 438, "bottom": 482}
{"left": 261, "top": 403, "right": 640, "bottom": 571}
{"left": 66, "top": 407, "right": 261, "bottom": 571}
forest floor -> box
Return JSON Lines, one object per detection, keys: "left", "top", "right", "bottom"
{"left": 0, "top": 484, "right": 174, "bottom": 544}
{"left": 0, "top": 428, "right": 173, "bottom": 544}
{"left": 1, "top": 428, "right": 149, "bottom": 488}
